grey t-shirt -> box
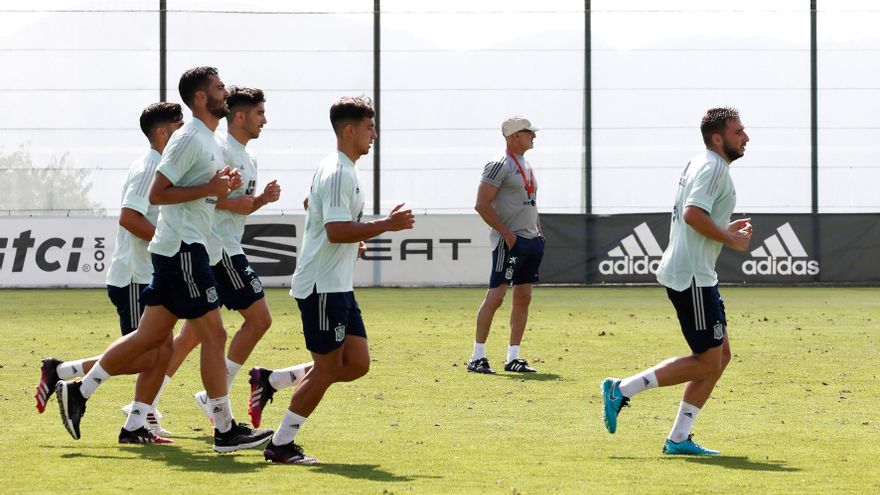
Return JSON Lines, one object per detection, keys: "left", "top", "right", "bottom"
{"left": 479, "top": 152, "right": 540, "bottom": 246}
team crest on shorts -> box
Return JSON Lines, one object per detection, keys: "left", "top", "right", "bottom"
{"left": 334, "top": 324, "right": 346, "bottom": 342}
{"left": 206, "top": 287, "right": 219, "bottom": 303}
{"left": 250, "top": 278, "right": 262, "bottom": 293}
{"left": 713, "top": 322, "right": 724, "bottom": 340}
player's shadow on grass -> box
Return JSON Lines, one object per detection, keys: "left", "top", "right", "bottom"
{"left": 673, "top": 455, "right": 800, "bottom": 472}
{"left": 306, "top": 463, "right": 440, "bottom": 482}
{"left": 56, "top": 444, "right": 268, "bottom": 473}
{"left": 492, "top": 372, "right": 561, "bottom": 382}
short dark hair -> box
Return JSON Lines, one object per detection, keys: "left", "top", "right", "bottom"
{"left": 226, "top": 86, "right": 265, "bottom": 116}
{"left": 330, "top": 96, "right": 375, "bottom": 135}
{"left": 700, "top": 107, "right": 740, "bottom": 146}
{"left": 178, "top": 66, "right": 219, "bottom": 108}
{"left": 139, "top": 102, "right": 183, "bottom": 137}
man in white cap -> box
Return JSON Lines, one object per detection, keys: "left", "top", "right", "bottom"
{"left": 467, "top": 116, "right": 544, "bottom": 374}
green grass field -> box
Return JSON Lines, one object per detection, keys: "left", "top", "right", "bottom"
{"left": 1, "top": 287, "right": 878, "bottom": 494}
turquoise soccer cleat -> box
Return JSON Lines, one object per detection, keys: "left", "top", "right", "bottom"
{"left": 601, "top": 377, "right": 629, "bottom": 434}
{"left": 662, "top": 434, "right": 720, "bottom": 455}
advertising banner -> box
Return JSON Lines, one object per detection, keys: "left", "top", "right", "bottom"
{"left": 0, "top": 215, "right": 491, "bottom": 288}
{"left": 541, "top": 213, "right": 880, "bottom": 285}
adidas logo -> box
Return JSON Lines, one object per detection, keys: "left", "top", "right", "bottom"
{"left": 599, "top": 223, "right": 664, "bottom": 275}
{"left": 683, "top": 412, "right": 694, "bottom": 418}
{"left": 742, "top": 223, "right": 819, "bottom": 276}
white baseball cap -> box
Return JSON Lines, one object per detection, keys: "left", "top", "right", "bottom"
{"left": 501, "top": 116, "right": 539, "bottom": 137}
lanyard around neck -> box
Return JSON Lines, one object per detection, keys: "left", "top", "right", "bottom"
{"left": 506, "top": 149, "right": 535, "bottom": 196}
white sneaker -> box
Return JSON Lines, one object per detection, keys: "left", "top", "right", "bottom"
{"left": 120, "top": 404, "right": 172, "bottom": 438}
{"left": 193, "top": 390, "right": 215, "bottom": 425}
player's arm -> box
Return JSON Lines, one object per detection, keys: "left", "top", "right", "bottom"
{"left": 475, "top": 182, "right": 516, "bottom": 248}
{"left": 217, "top": 179, "right": 281, "bottom": 215}
{"left": 149, "top": 166, "right": 240, "bottom": 205}
{"left": 325, "top": 203, "right": 414, "bottom": 243}
{"left": 683, "top": 206, "right": 750, "bottom": 252}
{"left": 119, "top": 207, "right": 155, "bottom": 241}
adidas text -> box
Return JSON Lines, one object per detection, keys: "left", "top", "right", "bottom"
{"left": 599, "top": 257, "right": 660, "bottom": 275}
{"left": 742, "top": 258, "right": 819, "bottom": 276}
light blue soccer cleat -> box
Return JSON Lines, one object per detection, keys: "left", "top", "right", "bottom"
{"left": 601, "top": 377, "right": 629, "bottom": 434}
{"left": 662, "top": 434, "right": 720, "bottom": 455}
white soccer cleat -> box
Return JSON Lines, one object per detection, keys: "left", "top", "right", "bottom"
{"left": 120, "top": 404, "right": 172, "bottom": 438}
{"left": 193, "top": 390, "right": 215, "bottom": 425}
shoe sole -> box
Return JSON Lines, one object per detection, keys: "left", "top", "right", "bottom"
{"left": 601, "top": 378, "right": 617, "bottom": 434}
{"left": 57, "top": 382, "right": 80, "bottom": 440}
{"left": 213, "top": 433, "right": 273, "bottom": 453}
{"left": 265, "top": 453, "right": 321, "bottom": 465}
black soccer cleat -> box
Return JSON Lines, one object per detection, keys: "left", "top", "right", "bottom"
{"left": 264, "top": 441, "right": 320, "bottom": 464}
{"left": 35, "top": 357, "right": 62, "bottom": 413}
{"left": 118, "top": 426, "right": 173, "bottom": 444}
{"left": 504, "top": 358, "right": 537, "bottom": 373}
{"left": 213, "top": 422, "right": 274, "bottom": 453}
{"left": 248, "top": 367, "right": 277, "bottom": 428}
{"left": 466, "top": 357, "right": 496, "bottom": 374}
{"left": 57, "top": 380, "right": 87, "bottom": 440}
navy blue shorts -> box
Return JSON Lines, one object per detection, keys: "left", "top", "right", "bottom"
{"left": 666, "top": 280, "right": 727, "bottom": 354}
{"left": 141, "top": 242, "right": 221, "bottom": 319}
{"left": 212, "top": 252, "right": 264, "bottom": 311}
{"left": 296, "top": 289, "right": 367, "bottom": 355}
{"left": 106, "top": 283, "right": 148, "bottom": 336}
{"left": 489, "top": 235, "right": 545, "bottom": 288}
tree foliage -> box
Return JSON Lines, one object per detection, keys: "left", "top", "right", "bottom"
{"left": 0, "top": 147, "right": 103, "bottom": 214}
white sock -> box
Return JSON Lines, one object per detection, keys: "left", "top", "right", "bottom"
{"left": 619, "top": 368, "right": 658, "bottom": 398}
{"left": 668, "top": 401, "right": 701, "bottom": 443}
{"left": 271, "top": 410, "right": 307, "bottom": 446}
{"left": 225, "top": 358, "right": 242, "bottom": 391}
{"left": 56, "top": 359, "right": 87, "bottom": 380}
{"left": 122, "top": 401, "right": 151, "bottom": 432}
{"left": 506, "top": 345, "right": 520, "bottom": 363}
{"left": 151, "top": 375, "right": 172, "bottom": 412}
{"left": 268, "top": 362, "right": 313, "bottom": 391}
{"left": 470, "top": 342, "right": 487, "bottom": 362}
{"left": 80, "top": 363, "right": 111, "bottom": 398}
{"left": 209, "top": 395, "right": 233, "bottom": 433}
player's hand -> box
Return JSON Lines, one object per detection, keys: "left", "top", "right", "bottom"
{"left": 503, "top": 232, "right": 517, "bottom": 250}
{"left": 209, "top": 166, "right": 236, "bottom": 197}
{"left": 384, "top": 203, "right": 415, "bottom": 232}
{"left": 261, "top": 180, "right": 281, "bottom": 203}
{"left": 729, "top": 217, "right": 752, "bottom": 237}
{"left": 227, "top": 168, "right": 243, "bottom": 192}
{"left": 727, "top": 229, "right": 752, "bottom": 252}
{"left": 358, "top": 241, "right": 367, "bottom": 258}
{"left": 303, "top": 196, "right": 309, "bottom": 210}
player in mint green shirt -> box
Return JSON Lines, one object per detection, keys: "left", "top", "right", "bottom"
{"left": 54, "top": 67, "right": 273, "bottom": 453}
{"left": 601, "top": 108, "right": 753, "bottom": 456}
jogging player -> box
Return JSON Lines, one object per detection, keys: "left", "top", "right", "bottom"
{"left": 158, "top": 86, "right": 312, "bottom": 424}
{"left": 601, "top": 107, "right": 753, "bottom": 455}
{"left": 35, "top": 102, "right": 184, "bottom": 441}
{"left": 467, "top": 116, "right": 544, "bottom": 374}
{"left": 54, "top": 67, "right": 273, "bottom": 452}
{"left": 261, "top": 96, "right": 414, "bottom": 464}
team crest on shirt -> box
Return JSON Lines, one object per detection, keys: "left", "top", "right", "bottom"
{"left": 206, "top": 287, "right": 219, "bottom": 303}
{"left": 250, "top": 278, "right": 262, "bottom": 293}
{"left": 713, "top": 322, "right": 724, "bottom": 340}
{"left": 334, "top": 324, "right": 346, "bottom": 342}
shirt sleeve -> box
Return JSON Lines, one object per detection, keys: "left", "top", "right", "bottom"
{"left": 479, "top": 159, "right": 510, "bottom": 188}
{"left": 685, "top": 159, "right": 724, "bottom": 215}
{"left": 120, "top": 162, "right": 157, "bottom": 215}
{"left": 321, "top": 167, "right": 357, "bottom": 224}
{"left": 156, "top": 131, "right": 198, "bottom": 185}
